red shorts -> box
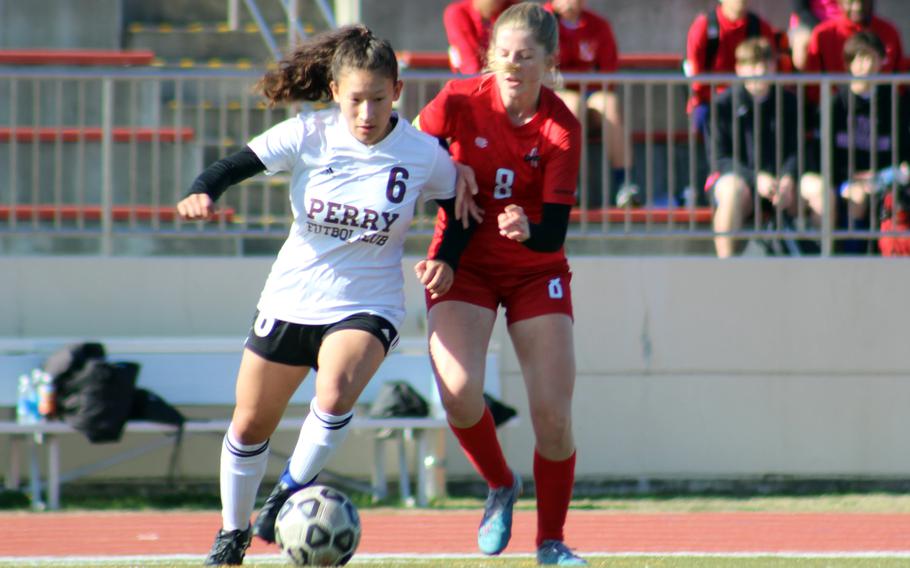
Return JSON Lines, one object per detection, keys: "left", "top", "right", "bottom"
{"left": 426, "top": 263, "right": 573, "bottom": 324}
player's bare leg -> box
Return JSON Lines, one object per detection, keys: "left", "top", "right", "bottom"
{"left": 428, "top": 301, "right": 521, "bottom": 555}
{"left": 253, "top": 330, "right": 385, "bottom": 543}
{"left": 509, "top": 313, "right": 586, "bottom": 566}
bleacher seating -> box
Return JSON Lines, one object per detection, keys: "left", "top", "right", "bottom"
{"left": 0, "top": 49, "right": 155, "bottom": 67}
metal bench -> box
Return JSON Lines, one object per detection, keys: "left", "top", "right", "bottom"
{"left": 0, "top": 337, "right": 500, "bottom": 510}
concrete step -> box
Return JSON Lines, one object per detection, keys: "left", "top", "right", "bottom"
{"left": 122, "top": 0, "right": 287, "bottom": 25}
{"left": 126, "top": 27, "right": 276, "bottom": 62}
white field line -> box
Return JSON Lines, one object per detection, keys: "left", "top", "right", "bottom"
{"left": 4, "top": 551, "right": 910, "bottom": 564}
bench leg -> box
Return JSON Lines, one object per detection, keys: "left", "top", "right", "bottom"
{"left": 27, "top": 436, "right": 45, "bottom": 510}
{"left": 371, "top": 436, "right": 388, "bottom": 502}
{"left": 47, "top": 436, "right": 60, "bottom": 510}
{"left": 416, "top": 428, "right": 447, "bottom": 506}
{"left": 5, "top": 435, "right": 22, "bottom": 490}
{"left": 397, "top": 430, "right": 413, "bottom": 506}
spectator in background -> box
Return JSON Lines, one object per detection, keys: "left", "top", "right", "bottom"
{"left": 708, "top": 38, "right": 817, "bottom": 258}
{"left": 801, "top": 31, "right": 910, "bottom": 252}
{"left": 685, "top": 0, "right": 781, "bottom": 134}
{"left": 788, "top": 0, "right": 843, "bottom": 70}
{"left": 445, "top": 0, "right": 516, "bottom": 74}
{"left": 803, "top": 0, "right": 903, "bottom": 74}
{"left": 543, "top": 0, "right": 632, "bottom": 205}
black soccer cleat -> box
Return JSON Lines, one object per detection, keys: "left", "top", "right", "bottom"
{"left": 203, "top": 526, "right": 252, "bottom": 566}
{"left": 252, "top": 480, "right": 298, "bottom": 544}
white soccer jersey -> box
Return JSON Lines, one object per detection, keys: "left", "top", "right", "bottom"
{"left": 247, "top": 108, "right": 456, "bottom": 330}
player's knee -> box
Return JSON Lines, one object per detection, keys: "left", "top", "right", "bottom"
{"left": 714, "top": 174, "right": 748, "bottom": 206}
{"left": 230, "top": 412, "right": 274, "bottom": 445}
{"left": 530, "top": 405, "right": 572, "bottom": 442}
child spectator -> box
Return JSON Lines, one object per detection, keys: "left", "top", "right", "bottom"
{"left": 444, "top": 0, "right": 516, "bottom": 74}
{"left": 708, "top": 38, "right": 816, "bottom": 258}
{"left": 788, "top": 0, "right": 843, "bottom": 70}
{"left": 801, "top": 31, "right": 910, "bottom": 253}
{"left": 803, "top": 0, "right": 903, "bottom": 74}
{"left": 543, "top": 0, "right": 632, "bottom": 206}
{"left": 685, "top": 0, "right": 781, "bottom": 133}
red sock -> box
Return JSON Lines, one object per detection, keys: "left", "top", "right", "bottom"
{"left": 449, "top": 407, "right": 514, "bottom": 488}
{"left": 534, "top": 449, "right": 576, "bottom": 547}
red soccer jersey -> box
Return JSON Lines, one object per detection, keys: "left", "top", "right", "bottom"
{"left": 419, "top": 75, "right": 581, "bottom": 272}
{"left": 804, "top": 15, "right": 904, "bottom": 73}
{"left": 444, "top": 0, "right": 515, "bottom": 74}
{"left": 685, "top": 6, "right": 778, "bottom": 113}
{"left": 543, "top": 3, "right": 618, "bottom": 73}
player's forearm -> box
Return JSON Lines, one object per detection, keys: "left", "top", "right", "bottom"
{"left": 186, "top": 146, "right": 266, "bottom": 201}
{"left": 432, "top": 197, "right": 476, "bottom": 270}
{"left": 523, "top": 203, "right": 570, "bottom": 253}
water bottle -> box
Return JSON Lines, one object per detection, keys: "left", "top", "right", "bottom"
{"left": 16, "top": 374, "right": 37, "bottom": 424}
{"left": 37, "top": 371, "right": 56, "bottom": 419}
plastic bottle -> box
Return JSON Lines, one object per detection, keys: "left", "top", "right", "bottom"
{"left": 37, "top": 371, "right": 56, "bottom": 419}
{"left": 16, "top": 374, "right": 37, "bottom": 424}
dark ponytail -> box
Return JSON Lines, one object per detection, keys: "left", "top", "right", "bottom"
{"left": 257, "top": 24, "right": 399, "bottom": 106}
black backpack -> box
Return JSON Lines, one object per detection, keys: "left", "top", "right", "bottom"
{"left": 368, "top": 381, "right": 430, "bottom": 418}
{"left": 58, "top": 360, "right": 140, "bottom": 443}
{"left": 43, "top": 342, "right": 184, "bottom": 443}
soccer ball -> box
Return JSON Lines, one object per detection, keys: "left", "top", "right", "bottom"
{"left": 275, "top": 485, "right": 362, "bottom": 566}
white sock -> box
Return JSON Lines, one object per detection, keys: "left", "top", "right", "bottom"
{"left": 220, "top": 426, "right": 269, "bottom": 532}
{"left": 287, "top": 399, "right": 353, "bottom": 485}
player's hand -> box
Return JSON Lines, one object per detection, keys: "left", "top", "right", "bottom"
{"left": 497, "top": 204, "right": 530, "bottom": 242}
{"left": 414, "top": 259, "right": 454, "bottom": 299}
{"left": 176, "top": 193, "right": 217, "bottom": 221}
{"left": 454, "top": 162, "right": 484, "bottom": 228}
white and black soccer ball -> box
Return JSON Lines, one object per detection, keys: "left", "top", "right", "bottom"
{"left": 275, "top": 485, "right": 362, "bottom": 566}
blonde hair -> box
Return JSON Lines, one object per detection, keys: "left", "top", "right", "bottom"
{"left": 483, "top": 2, "right": 559, "bottom": 77}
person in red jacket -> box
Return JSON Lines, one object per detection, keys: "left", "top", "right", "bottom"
{"left": 789, "top": 0, "right": 843, "bottom": 70}
{"left": 444, "top": 0, "right": 516, "bottom": 74}
{"left": 803, "top": 0, "right": 903, "bottom": 74}
{"left": 685, "top": 0, "right": 779, "bottom": 131}
{"left": 544, "top": 0, "right": 631, "bottom": 206}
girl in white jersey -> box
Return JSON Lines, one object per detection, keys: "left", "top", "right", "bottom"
{"left": 177, "top": 25, "right": 475, "bottom": 566}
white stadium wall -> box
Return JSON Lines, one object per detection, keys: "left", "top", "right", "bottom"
{"left": 3, "top": 256, "right": 910, "bottom": 483}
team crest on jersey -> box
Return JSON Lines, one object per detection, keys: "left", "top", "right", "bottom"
{"left": 475, "top": 136, "right": 489, "bottom": 148}
{"left": 524, "top": 146, "right": 540, "bottom": 168}
{"left": 579, "top": 41, "right": 595, "bottom": 62}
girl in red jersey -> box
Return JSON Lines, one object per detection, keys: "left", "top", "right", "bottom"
{"left": 415, "top": 3, "right": 586, "bottom": 565}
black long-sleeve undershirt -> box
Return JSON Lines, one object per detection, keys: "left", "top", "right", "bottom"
{"left": 186, "top": 146, "right": 266, "bottom": 200}
{"left": 432, "top": 198, "right": 475, "bottom": 270}
{"left": 189, "top": 146, "right": 475, "bottom": 269}
{"left": 522, "top": 203, "right": 571, "bottom": 253}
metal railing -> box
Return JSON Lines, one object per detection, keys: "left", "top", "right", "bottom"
{"left": 1, "top": 67, "right": 908, "bottom": 256}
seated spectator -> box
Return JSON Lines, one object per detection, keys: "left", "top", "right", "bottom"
{"left": 708, "top": 38, "right": 817, "bottom": 258}
{"left": 788, "top": 0, "right": 843, "bottom": 70}
{"left": 803, "top": 0, "right": 903, "bottom": 74}
{"left": 801, "top": 31, "right": 910, "bottom": 253}
{"left": 543, "top": 0, "right": 632, "bottom": 205}
{"left": 444, "top": 0, "right": 515, "bottom": 74}
{"left": 685, "top": 0, "right": 781, "bottom": 133}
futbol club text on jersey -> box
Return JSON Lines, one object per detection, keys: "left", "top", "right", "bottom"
{"left": 305, "top": 197, "right": 401, "bottom": 246}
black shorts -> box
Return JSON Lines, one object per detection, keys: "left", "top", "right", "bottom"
{"left": 243, "top": 311, "right": 400, "bottom": 368}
